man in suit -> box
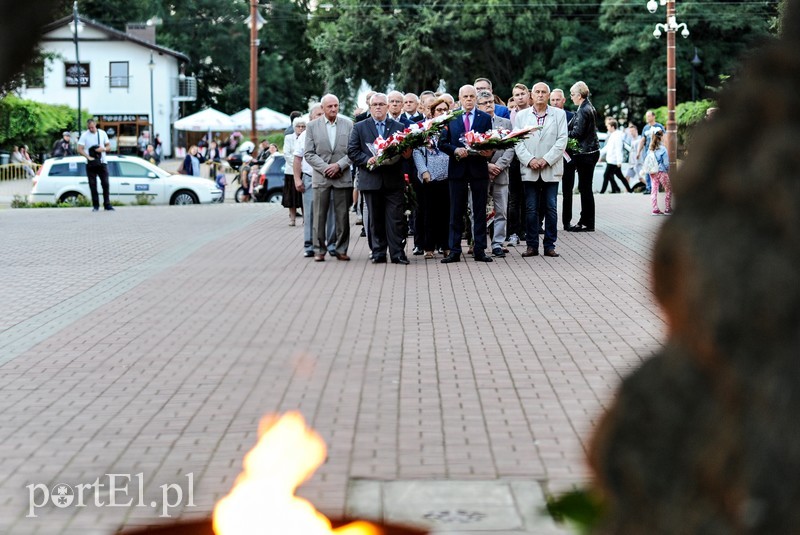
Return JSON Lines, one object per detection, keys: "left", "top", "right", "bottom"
{"left": 514, "top": 82, "right": 568, "bottom": 258}
{"left": 474, "top": 78, "right": 511, "bottom": 119}
{"left": 305, "top": 94, "right": 354, "bottom": 262}
{"left": 387, "top": 91, "right": 406, "bottom": 123}
{"left": 550, "top": 88, "right": 577, "bottom": 230}
{"left": 354, "top": 91, "right": 376, "bottom": 123}
{"left": 477, "top": 90, "right": 515, "bottom": 258}
{"left": 439, "top": 84, "right": 495, "bottom": 263}
{"left": 348, "top": 93, "right": 413, "bottom": 265}
{"left": 401, "top": 93, "right": 424, "bottom": 125}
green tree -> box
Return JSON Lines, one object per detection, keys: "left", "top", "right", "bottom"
{"left": 53, "top": 0, "right": 322, "bottom": 115}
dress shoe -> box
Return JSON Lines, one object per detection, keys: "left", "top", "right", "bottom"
{"left": 412, "top": 247, "right": 423, "bottom": 255}
{"left": 105, "top": 206, "right": 115, "bottom": 211}
{"left": 371, "top": 256, "right": 387, "bottom": 264}
{"left": 467, "top": 246, "right": 474, "bottom": 255}
{"left": 474, "top": 254, "right": 493, "bottom": 262}
{"left": 568, "top": 224, "right": 594, "bottom": 232}
{"left": 92, "top": 208, "right": 99, "bottom": 212}
{"left": 491, "top": 248, "right": 506, "bottom": 258}
{"left": 303, "top": 251, "right": 314, "bottom": 258}
{"left": 392, "top": 256, "right": 410, "bottom": 265}
{"left": 521, "top": 247, "right": 539, "bottom": 257}
{"left": 314, "top": 254, "right": 325, "bottom": 262}
{"left": 333, "top": 252, "right": 350, "bottom": 261}
{"left": 441, "top": 253, "right": 461, "bottom": 264}
{"left": 360, "top": 228, "right": 366, "bottom": 237}
{"left": 544, "top": 249, "right": 560, "bottom": 258}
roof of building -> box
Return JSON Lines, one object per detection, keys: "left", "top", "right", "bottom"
{"left": 42, "top": 15, "right": 190, "bottom": 63}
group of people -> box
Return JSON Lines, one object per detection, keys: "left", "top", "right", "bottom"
{"left": 287, "top": 77, "right": 673, "bottom": 265}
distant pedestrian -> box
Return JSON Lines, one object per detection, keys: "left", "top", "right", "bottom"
{"left": 182, "top": 145, "right": 205, "bottom": 177}
{"left": 52, "top": 131, "right": 74, "bottom": 157}
{"left": 600, "top": 119, "right": 633, "bottom": 193}
{"left": 77, "top": 118, "right": 113, "bottom": 211}
{"left": 637, "top": 110, "right": 665, "bottom": 195}
{"left": 142, "top": 144, "right": 160, "bottom": 165}
{"left": 12, "top": 145, "right": 35, "bottom": 178}
{"left": 647, "top": 130, "right": 672, "bottom": 215}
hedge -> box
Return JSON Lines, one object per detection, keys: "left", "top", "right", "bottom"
{"left": 0, "top": 95, "right": 88, "bottom": 154}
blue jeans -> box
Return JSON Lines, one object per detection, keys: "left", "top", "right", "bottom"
{"left": 524, "top": 180, "right": 558, "bottom": 251}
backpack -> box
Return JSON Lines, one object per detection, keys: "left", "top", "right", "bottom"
{"left": 644, "top": 151, "right": 659, "bottom": 174}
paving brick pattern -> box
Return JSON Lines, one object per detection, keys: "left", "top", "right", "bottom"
{"left": 0, "top": 195, "right": 666, "bottom": 534}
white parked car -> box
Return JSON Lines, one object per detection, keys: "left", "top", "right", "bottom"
{"left": 29, "top": 155, "right": 223, "bottom": 205}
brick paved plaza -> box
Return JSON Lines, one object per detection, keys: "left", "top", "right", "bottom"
{"left": 0, "top": 196, "right": 666, "bottom": 534}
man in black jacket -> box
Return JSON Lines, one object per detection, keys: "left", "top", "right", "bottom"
{"left": 51, "top": 131, "right": 73, "bottom": 157}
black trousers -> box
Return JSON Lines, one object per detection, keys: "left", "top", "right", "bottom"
{"left": 507, "top": 160, "right": 525, "bottom": 240}
{"left": 574, "top": 151, "right": 600, "bottom": 229}
{"left": 87, "top": 163, "right": 111, "bottom": 209}
{"left": 364, "top": 187, "right": 406, "bottom": 261}
{"left": 419, "top": 180, "right": 450, "bottom": 251}
{"left": 561, "top": 158, "right": 576, "bottom": 229}
{"left": 601, "top": 163, "right": 632, "bottom": 193}
{"left": 449, "top": 178, "right": 488, "bottom": 255}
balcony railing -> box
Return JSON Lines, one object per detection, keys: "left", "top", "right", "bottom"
{"left": 173, "top": 76, "right": 197, "bottom": 101}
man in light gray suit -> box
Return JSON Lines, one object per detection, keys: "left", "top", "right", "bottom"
{"left": 513, "top": 82, "right": 567, "bottom": 258}
{"left": 477, "top": 90, "right": 515, "bottom": 258}
{"left": 305, "top": 94, "right": 354, "bottom": 262}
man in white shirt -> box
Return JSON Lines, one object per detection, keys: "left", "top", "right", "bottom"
{"left": 600, "top": 119, "right": 633, "bottom": 193}
{"left": 77, "top": 118, "right": 113, "bottom": 212}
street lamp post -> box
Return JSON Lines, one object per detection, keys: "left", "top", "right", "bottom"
{"left": 691, "top": 47, "right": 702, "bottom": 102}
{"left": 245, "top": 2, "right": 265, "bottom": 144}
{"left": 647, "top": 0, "right": 689, "bottom": 167}
{"left": 148, "top": 53, "right": 156, "bottom": 146}
{"left": 72, "top": 1, "right": 82, "bottom": 129}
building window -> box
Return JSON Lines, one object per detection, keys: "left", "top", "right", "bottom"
{"left": 109, "top": 61, "right": 129, "bottom": 88}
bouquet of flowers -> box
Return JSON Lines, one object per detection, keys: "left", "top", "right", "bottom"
{"left": 369, "top": 109, "right": 465, "bottom": 169}
{"left": 566, "top": 138, "right": 581, "bottom": 155}
{"left": 460, "top": 125, "right": 541, "bottom": 154}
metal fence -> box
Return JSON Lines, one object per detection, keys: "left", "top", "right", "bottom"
{"left": 0, "top": 163, "right": 40, "bottom": 182}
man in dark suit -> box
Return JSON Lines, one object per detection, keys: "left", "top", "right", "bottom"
{"left": 401, "top": 93, "right": 424, "bottom": 125}
{"left": 439, "top": 84, "right": 495, "bottom": 263}
{"left": 550, "top": 88, "right": 577, "bottom": 230}
{"left": 348, "top": 93, "right": 413, "bottom": 265}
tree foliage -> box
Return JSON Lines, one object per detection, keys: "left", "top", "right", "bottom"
{"left": 0, "top": 95, "right": 86, "bottom": 152}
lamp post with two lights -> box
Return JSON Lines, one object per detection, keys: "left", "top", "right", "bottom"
{"left": 646, "top": 0, "right": 689, "bottom": 166}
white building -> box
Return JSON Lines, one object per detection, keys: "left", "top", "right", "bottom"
{"left": 17, "top": 16, "right": 195, "bottom": 157}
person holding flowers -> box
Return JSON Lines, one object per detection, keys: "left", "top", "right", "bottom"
{"left": 348, "top": 93, "right": 414, "bottom": 265}
{"left": 513, "top": 82, "right": 568, "bottom": 258}
{"left": 439, "top": 84, "right": 495, "bottom": 263}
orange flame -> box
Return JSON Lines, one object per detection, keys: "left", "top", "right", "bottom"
{"left": 213, "top": 412, "right": 381, "bottom": 535}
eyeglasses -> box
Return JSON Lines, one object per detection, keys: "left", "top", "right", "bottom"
{"left": 434, "top": 107, "right": 448, "bottom": 113}
{"left": 371, "top": 103, "right": 387, "bottom": 107}
{"left": 477, "top": 101, "right": 493, "bottom": 107}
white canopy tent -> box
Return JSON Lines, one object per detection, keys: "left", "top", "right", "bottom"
{"left": 230, "top": 107, "right": 292, "bottom": 131}
{"left": 173, "top": 108, "right": 237, "bottom": 132}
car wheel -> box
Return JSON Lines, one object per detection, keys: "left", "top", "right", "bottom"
{"left": 266, "top": 190, "right": 283, "bottom": 204}
{"left": 59, "top": 192, "right": 87, "bottom": 206}
{"left": 171, "top": 190, "right": 198, "bottom": 205}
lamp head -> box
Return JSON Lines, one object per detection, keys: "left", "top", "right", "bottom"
{"left": 681, "top": 27, "right": 690, "bottom": 38}
{"left": 653, "top": 28, "right": 662, "bottom": 38}
{"left": 647, "top": 0, "right": 658, "bottom": 14}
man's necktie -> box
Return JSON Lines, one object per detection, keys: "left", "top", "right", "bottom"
{"left": 464, "top": 113, "right": 471, "bottom": 132}
{"left": 377, "top": 122, "right": 385, "bottom": 137}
